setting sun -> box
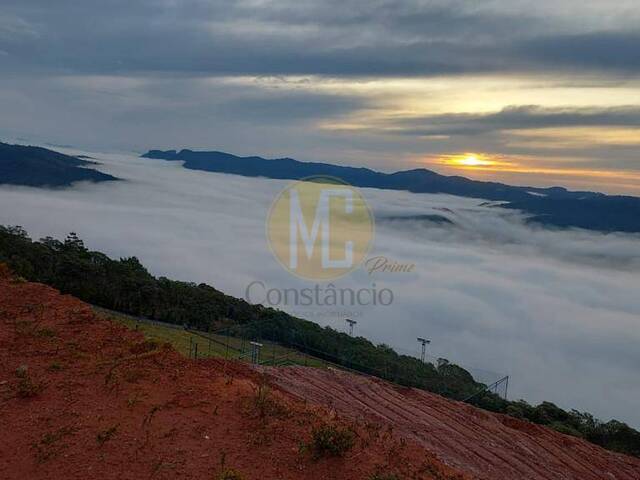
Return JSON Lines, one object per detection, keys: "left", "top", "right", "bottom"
{"left": 441, "top": 153, "right": 498, "bottom": 168}
{"left": 458, "top": 154, "right": 489, "bottom": 166}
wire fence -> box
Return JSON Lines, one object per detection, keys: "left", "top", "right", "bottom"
{"left": 99, "top": 306, "right": 509, "bottom": 403}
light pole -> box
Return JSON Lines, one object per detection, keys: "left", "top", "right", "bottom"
{"left": 346, "top": 319, "right": 357, "bottom": 336}
{"left": 417, "top": 337, "right": 431, "bottom": 363}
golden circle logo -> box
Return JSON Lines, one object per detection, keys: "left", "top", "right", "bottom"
{"left": 267, "top": 176, "right": 374, "bottom": 281}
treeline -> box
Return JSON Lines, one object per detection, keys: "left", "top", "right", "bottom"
{"left": 0, "top": 226, "right": 481, "bottom": 400}
{"left": 1, "top": 225, "right": 638, "bottom": 457}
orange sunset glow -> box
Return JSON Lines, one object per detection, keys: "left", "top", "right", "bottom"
{"left": 442, "top": 153, "right": 500, "bottom": 168}
{"left": 426, "top": 152, "right": 640, "bottom": 194}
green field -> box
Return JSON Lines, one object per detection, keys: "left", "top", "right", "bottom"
{"left": 95, "top": 306, "right": 326, "bottom": 367}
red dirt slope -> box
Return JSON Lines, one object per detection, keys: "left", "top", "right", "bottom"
{"left": 1, "top": 269, "right": 639, "bottom": 480}
{"left": 0, "top": 270, "right": 468, "bottom": 480}
{"left": 264, "top": 366, "right": 640, "bottom": 480}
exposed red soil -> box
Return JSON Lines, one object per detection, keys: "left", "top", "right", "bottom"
{"left": 263, "top": 366, "right": 640, "bottom": 480}
{"left": 0, "top": 271, "right": 469, "bottom": 480}
{"left": 1, "top": 269, "right": 639, "bottom": 480}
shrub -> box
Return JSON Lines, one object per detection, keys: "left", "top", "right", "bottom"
{"left": 306, "top": 423, "right": 355, "bottom": 459}
{"left": 249, "top": 380, "right": 286, "bottom": 421}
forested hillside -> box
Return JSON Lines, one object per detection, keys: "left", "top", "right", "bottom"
{"left": 0, "top": 142, "right": 118, "bottom": 187}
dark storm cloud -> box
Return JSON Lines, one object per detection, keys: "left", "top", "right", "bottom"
{"left": 1, "top": 0, "right": 637, "bottom": 77}
{"left": 517, "top": 32, "right": 640, "bottom": 73}
{"left": 390, "top": 106, "right": 640, "bottom": 136}
{"left": 215, "top": 92, "right": 369, "bottom": 122}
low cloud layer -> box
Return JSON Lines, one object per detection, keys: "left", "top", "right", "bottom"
{"left": 0, "top": 152, "right": 638, "bottom": 427}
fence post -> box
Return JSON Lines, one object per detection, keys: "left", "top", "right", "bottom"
{"left": 194, "top": 342, "right": 198, "bottom": 359}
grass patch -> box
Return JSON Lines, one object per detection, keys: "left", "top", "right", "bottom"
{"left": 99, "top": 307, "right": 325, "bottom": 367}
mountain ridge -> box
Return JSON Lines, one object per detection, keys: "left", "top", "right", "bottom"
{"left": 143, "top": 148, "right": 587, "bottom": 200}
{"left": 0, "top": 141, "right": 118, "bottom": 187}
{"left": 142, "top": 148, "right": 640, "bottom": 233}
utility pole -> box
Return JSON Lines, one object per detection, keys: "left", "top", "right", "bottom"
{"left": 417, "top": 337, "right": 431, "bottom": 363}
{"left": 346, "top": 319, "right": 357, "bottom": 336}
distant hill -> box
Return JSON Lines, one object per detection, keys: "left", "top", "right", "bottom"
{"left": 0, "top": 142, "right": 118, "bottom": 187}
{"left": 143, "top": 149, "right": 640, "bottom": 233}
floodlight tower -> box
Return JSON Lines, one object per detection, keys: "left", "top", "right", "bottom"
{"left": 417, "top": 337, "right": 431, "bottom": 363}
{"left": 249, "top": 341, "right": 263, "bottom": 364}
{"left": 346, "top": 319, "right": 357, "bottom": 336}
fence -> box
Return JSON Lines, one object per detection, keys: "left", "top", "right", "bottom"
{"left": 190, "top": 320, "right": 509, "bottom": 403}
{"left": 98, "top": 305, "right": 509, "bottom": 404}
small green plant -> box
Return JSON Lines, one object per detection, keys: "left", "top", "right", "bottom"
{"left": 96, "top": 425, "right": 118, "bottom": 446}
{"left": 216, "top": 468, "right": 245, "bottom": 480}
{"left": 17, "top": 374, "right": 43, "bottom": 398}
{"left": 33, "top": 426, "right": 75, "bottom": 462}
{"left": 253, "top": 383, "right": 271, "bottom": 418}
{"left": 369, "top": 473, "right": 400, "bottom": 480}
{"left": 48, "top": 362, "right": 63, "bottom": 372}
{"left": 36, "top": 327, "right": 57, "bottom": 338}
{"left": 305, "top": 423, "right": 355, "bottom": 459}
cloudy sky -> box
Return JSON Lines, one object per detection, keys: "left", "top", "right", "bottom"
{"left": 1, "top": 151, "right": 639, "bottom": 426}
{"left": 1, "top": 0, "right": 640, "bottom": 193}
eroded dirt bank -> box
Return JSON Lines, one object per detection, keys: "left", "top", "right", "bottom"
{"left": 264, "top": 365, "right": 640, "bottom": 480}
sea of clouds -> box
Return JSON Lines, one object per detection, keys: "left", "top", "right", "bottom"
{"left": 1, "top": 150, "right": 639, "bottom": 427}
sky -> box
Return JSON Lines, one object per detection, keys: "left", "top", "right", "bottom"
{"left": 1, "top": 0, "right": 640, "bottom": 193}
{"left": 1, "top": 152, "right": 639, "bottom": 427}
